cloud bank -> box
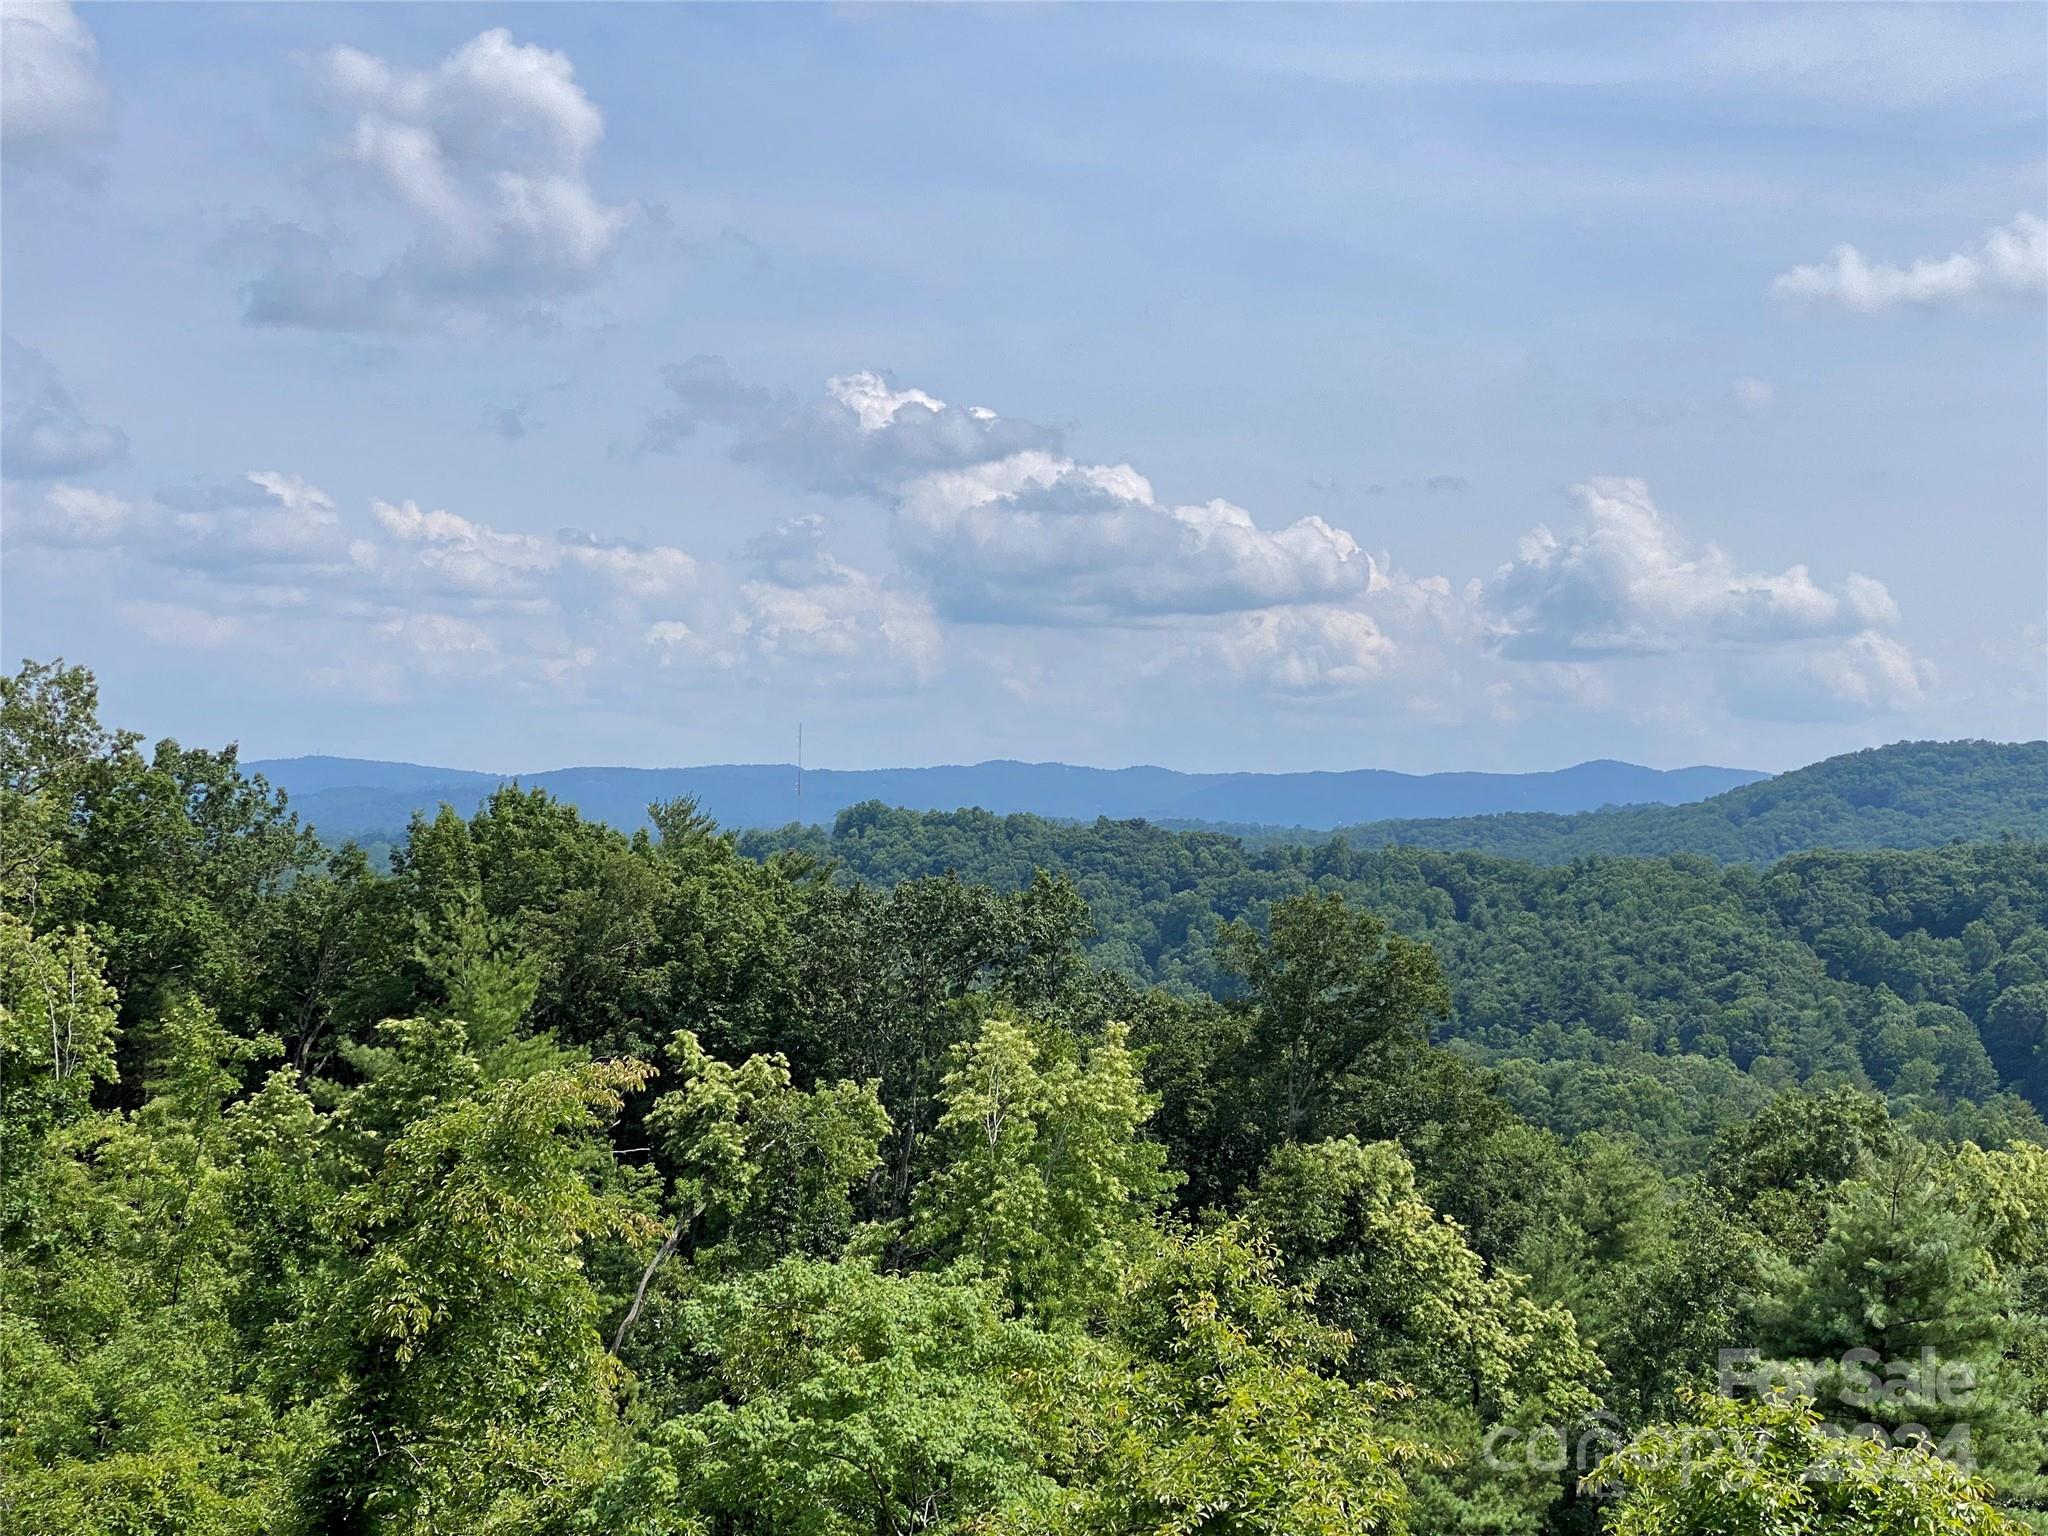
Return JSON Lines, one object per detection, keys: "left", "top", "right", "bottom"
{"left": 2, "top": 357, "right": 1937, "bottom": 727}
{"left": 634, "top": 362, "right": 1934, "bottom": 720}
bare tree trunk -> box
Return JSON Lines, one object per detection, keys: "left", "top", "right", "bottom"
{"left": 609, "top": 1207, "right": 699, "bottom": 1356}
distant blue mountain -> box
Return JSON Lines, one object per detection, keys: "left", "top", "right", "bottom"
{"left": 245, "top": 754, "right": 1766, "bottom": 841}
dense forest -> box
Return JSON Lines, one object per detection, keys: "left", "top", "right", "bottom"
{"left": 5, "top": 659, "right": 2046, "bottom": 1535}
{"left": 739, "top": 801, "right": 2048, "bottom": 1168}
{"left": 1176, "top": 740, "right": 2048, "bottom": 864}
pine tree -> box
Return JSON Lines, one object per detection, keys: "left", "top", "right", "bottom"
{"left": 1755, "top": 1146, "right": 2047, "bottom": 1515}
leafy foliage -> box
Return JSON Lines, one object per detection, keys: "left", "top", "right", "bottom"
{"left": 4, "top": 660, "right": 2045, "bottom": 1536}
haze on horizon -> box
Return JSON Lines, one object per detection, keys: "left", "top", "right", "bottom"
{"left": 4, "top": 2, "right": 2044, "bottom": 776}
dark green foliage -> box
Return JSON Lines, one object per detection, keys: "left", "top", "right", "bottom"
{"left": 1254, "top": 739, "right": 2048, "bottom": 864}
{"left": 744, "top": 802, "right": 2048, "bottom": 1159}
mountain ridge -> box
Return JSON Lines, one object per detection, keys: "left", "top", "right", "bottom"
{"left": 245, "top": 752, "right": 1766, "bottom": 840}
{"left": 1208, "top": 739, "right": 2048, "bottom": 863}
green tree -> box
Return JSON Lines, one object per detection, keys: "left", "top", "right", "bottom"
{"left": 0, "top": 998, "right": 293, "bottom": 1536}
{"left": 1247, "top": 1136, "right": 1603, "bottom": 1534}
{"left": 1987, "top": 984, "right": 2048, "bottom": 1105}
{"left": 1752, "top": 1146, "right": 2047, "bottom": 1516}
{"left": 591, "top": 1260, "right": 1059, "bottom": 1536}
{"left": 1593, "top": 1391, "right": 2022, "bottom": 1535}
{"left": 611, "top": 1029, "right": 890, "bottom": 1370}
{"left": 1220, "top": 892, "right": 1449, "bottom": 1148}
{"left": 1708, "top": 1086, "right": 1899, "bottom": 1257}
{"left": 1017, "top": 1221, "right": 1425, "bottom": 1536}
{"left": 295, "top": 1021, "right": 653, "bottom": 1534}
{"left": 912, "top": 1010, "right": 1173, "bottom": 1318}
{"left": 0, "top": 916, "right": 120, "bottom": 1227}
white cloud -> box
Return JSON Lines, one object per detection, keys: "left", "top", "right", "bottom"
{"left": 3, "top": 460, "right": 705, "bottom": 696}
{"left": 1770, "top": 212, "right": 2047, "bottom": 313}
{"left": 373, "top": 498, "right": 560, "bottom": 596}
{"left": 654, "top": 361, "right": 1377, "bottom": 626}
{"left": 160, "top": 471, "right": 355, "bottom": 574}
{"left": 372, "top": 498, "right": 694, "bottom": 600}
{"left": 5, "top": 482, "right": 131, "bottom": 547}
{"left": 41, "top": 482, "right": 129, "bottom": 540}
{"left": 1, "top": 2, "right": 106, "bottom": 161}
{"left": 1731, "top": 376, "right": 1774, "bottom": 412}
{"left": 642, "top": 514, "right": 940, "bottom": 689}
{"left": 742, "top": 513, "right": 837, "bottom": 586}
{"left": 826, "top": 372, "right": 949, "bottom": 431}
{"left": 2, "top": 338, "right": 127, "bottom": 477}
{"left": 1479, "top": 477, "right": 1901, "bottom": 660}
{"left": 729, "top": 513, "right": 939, "bottom": 683}
{"left": 645, "top": 358, "right": 1062, "bottom": 494}
{"left": 643, "top": 619, "right": 701, "bottom": 657}
{"left": 1195, "top": 604, "right": 1396, "bottom": 692}
{"left": 644, "top": 363, "right": 1940, "bottom": 716}
{"left": 738, "top": 570, "right": 940, "bottom": 680}
{"left": 555, "top": 530, "right": 696, "bottom": 600}
{"left": 1728, "top": 631, "right": 1935, "bottom": 720}
{"left": 240, "top": 29, "right": 633, "bottom": 330}
{"left": 895, "top": 448, "right": 1375, "bottom": 623}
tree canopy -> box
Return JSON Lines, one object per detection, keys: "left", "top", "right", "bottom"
{"left": 5, "top": 660, "right": 2043, "bottom": 1535}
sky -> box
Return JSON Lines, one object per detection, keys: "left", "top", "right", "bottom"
{"left": 2, "top": 2, "right": 2044, "bottom": 776}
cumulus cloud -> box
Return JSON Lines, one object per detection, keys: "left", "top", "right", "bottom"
{"left": 554, "top": 528, "right": 697, "bottom": 600}
{"left": 239, "top": 29, "right": 633, "bottom": 331}
{"left": 1, "top": 2, "right": 106, "bottom": 162}
{"left": 2, "top": 339, "right": 127, "bottom": 477}
{"left": 1771, "top": 212, "right": 2047, "bottom": 313}
{"left": 371, "top": 498, "right": 554, "bottom": 596}
{"left": 1193, "top": 604, "right": 1396, "bottom": 692}
{"left": 645, "top": 358, "right": 1062, "bottom": 495}
{"left": 655, "top": 360, "right": 1378, "bottom": 627}
{"left": 689, "top": 512, "right": 941, "bottom": 684}
{"left": 372, "top": 498, "right": 694, "bottom": 602}
{"left": 741, "top": 513, "right": 836, "bottom": 586}
{"left": 1480, "top": 477, "right": 1902, "bottom": 659}
{"left": 643, "top": 363, "right": 1939, "bottom": 714}
{"left": 895, "top": 449, "right": 1376, "bottom": 624}
{"left": 155, "top": 471, "right": 364, "bottom": 581}
{"left": 3, "top": 457, "right": 711, "bottom": 693}
{"left": 737, "top": 568, "right": 940, "bottom": 681}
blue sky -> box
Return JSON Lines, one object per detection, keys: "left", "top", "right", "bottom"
{"left": 3, "top": 3, "right": 2043, "bottom": 774}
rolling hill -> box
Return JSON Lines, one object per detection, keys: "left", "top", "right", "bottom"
{"left": 1298, "top": 739, "right": 2048, "bottom": 863}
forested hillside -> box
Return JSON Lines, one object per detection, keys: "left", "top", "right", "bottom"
{"left": 1239, "top": 740, "right": 2047, "bottom": 863}
{"left": 6, "top": 660, "right": 2045, "bottom": 1535}
{"left": 742, "top": 804, "right": 2048, "bottom": 1166}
